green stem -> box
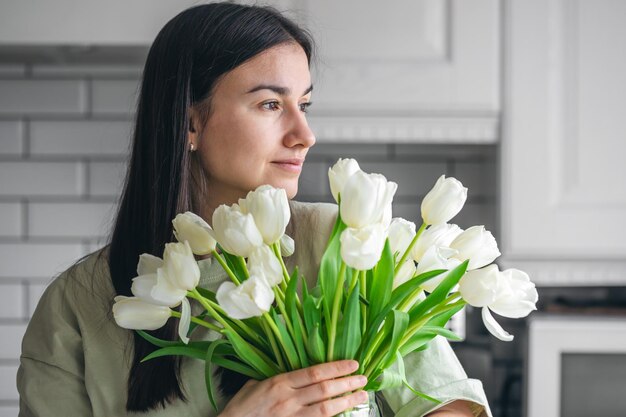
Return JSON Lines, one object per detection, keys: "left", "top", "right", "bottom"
{"left": 397, "top": 287, "right": 424, "bottom": 313}
{"left": 204, "top": 298, "right": 265, "bottom": 346}
{"left": 237, "top": 256, "right": 249, "bottom": 279}
{"left": 211, "top": 250, "right": 240, "bottom": 285}
{"left": 272, "top": 242, "right": 303, "bottom": 314}
{"left": 187, "top": 289, "right": 234, "bottom": 332}
{"left": 400, "top": 299, "right": 467, "bottom": 347}
{"left": 170, "top": 311, "right": 222, "bottom": 333}
{"left": 260, "top": 318, "right": 286, "bottom": 372}
{"left": 359, "top": 270, "right": 367, "bottom": 335}
{"left": 394, "top": 223, "right": 427, "bottom": 275}
{"left": 272, "top": 287, "right": 296, "bottom": 341}
{"left": 327, "top": 261, "right": 347, "bottom": 362}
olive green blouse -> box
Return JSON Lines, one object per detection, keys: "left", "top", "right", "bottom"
{"left": 17, "top": 201, "right": 492, "bottom": 417}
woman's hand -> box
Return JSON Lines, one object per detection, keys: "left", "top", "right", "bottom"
{"left": 218, "top": 360, "right": 368, "bottom": 417}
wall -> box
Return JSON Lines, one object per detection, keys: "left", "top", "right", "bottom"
{"left": 0, "top": 63, "right": 497, "bottom": 417}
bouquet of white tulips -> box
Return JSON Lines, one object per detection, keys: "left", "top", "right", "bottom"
{"left": 112, "top": 158, "right": 538, "bottom": 411}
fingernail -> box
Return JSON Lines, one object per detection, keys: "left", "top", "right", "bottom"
{"left": 358, "top": 391, "right": 369, "bottom": 402}
{"left": 349, "top": 360, "right": 359, "bottom": 370}
{"left": 357, "top": 376, "right": 367, "bottom": 385}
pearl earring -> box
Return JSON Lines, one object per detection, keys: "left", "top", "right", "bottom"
{"left": 189, "top": 142, "right": 196, "bottom": 152}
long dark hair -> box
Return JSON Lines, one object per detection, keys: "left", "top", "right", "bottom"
{"left": 108, "top": 3, "right": 314, "bottom": 411}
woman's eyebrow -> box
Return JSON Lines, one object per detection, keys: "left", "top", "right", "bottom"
{"left": 246, "top": 84, "right": 313, "bottom": 96}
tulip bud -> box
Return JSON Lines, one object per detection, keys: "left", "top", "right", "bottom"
{"left": 216, "top": 276, "right": 275, "bottom": 319}
{"left": 340, "top": 171, "right": 397, "bottom": 229}
{"left": 247, "top": 245, "right": 283, "bottom": 287}
{"left": 328, "top": 158, "right": 361, "bottom": 203}
{"left": 239, "top": 185, "right": 291, "bottom": 245}
{"left": 131, "top": 268, "right": 187, "bottom": 307}
{"left": 172, "top": 212, "right": 216, "bottom": 255}
{"left": 411, "top": 223, "right": 463, "bottom": 262}
{"left": 163, "top": 241, "right": 201, "bottom": 291}
{"left": 421, "top": 175, "right": 467, "bottom": 226}
{"left": 211, "top": 204, "right": 264, "bottom": 257}
{"left": 340, "top": 223, "right": 387, "bottom": 270}
{"left": 450, "top": 225, "right": 501, "bottom": 270}
{"left": 112, "top": 296, "right": 171, "bottom": 330}
{"left": 280, "top": 234, "right": 295, "bottom": 257}
{"left": 387, "top": 218, "right": 416, "bottom": 261}
{"left": 416, "top": 246, "right": 461, "bottom": 293}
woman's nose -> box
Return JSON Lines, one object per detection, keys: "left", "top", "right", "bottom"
{"left": 284, "top": 111, "right": 316, "bottom": 149}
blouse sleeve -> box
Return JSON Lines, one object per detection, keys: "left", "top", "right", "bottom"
{"left": 17, "top": 274, "right": 94, "bottom": 416}
{"left": 379, "top": 336, "right": 492, "bottom": 417}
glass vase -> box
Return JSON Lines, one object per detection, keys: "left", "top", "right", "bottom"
{"left": 336, "top": 391, "right": 380, "bottom": 417}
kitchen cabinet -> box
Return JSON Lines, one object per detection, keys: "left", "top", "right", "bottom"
{"left": 500, "top": 0, "right": 626, "bottom": 285}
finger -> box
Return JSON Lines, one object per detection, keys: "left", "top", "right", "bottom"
{"left": 302, "top": 390, "right": 369, "bottom": 417}
{"left": 299, "top": 375, "right": 367, "bottom": 405}
{"left": 285, "top": 360, "right": 359, "bottom": 389}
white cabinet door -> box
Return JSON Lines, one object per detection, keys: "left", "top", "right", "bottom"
{"left": 304, "top": 0, "right": 500, "bottom": 143}
{"left": 501, "top": 0, "right": 626, "bottom": 285}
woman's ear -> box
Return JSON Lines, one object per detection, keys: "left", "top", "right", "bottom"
{"left": 187, "top": 108, "right": 200, "bottom": 150}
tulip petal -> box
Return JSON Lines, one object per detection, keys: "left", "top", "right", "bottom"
{"left": 178, "top": 297, "right": 191, "bottom": 344}
{"left": 482, "top": 307, "right": 514, "bottom": 342}
{"left": 137, "top": 253, "right": 163, "bottom": 275}
{"left": 458, "top": 265, "right": 499, "bottom": 307}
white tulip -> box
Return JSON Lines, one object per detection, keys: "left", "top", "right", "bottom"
{"left": 387, "top": 218, "right": 416, "bottom": 261}
{"left": 211, "top": 204, "right": 264, "bottom": 257}
{"left": 458, "top": 264, "right": 500, "bottom": 307}
{"left": 490, "top": 269, "right": 538, "bottom": 319}
{"left": 328, "top": 158, "right": 361, "bottom": 203}
{"left": 393, "top": 260, "right": 417, "bottom": 289}
{"left": 421, "top": 175, "right": 467, "bottom": 226}
{"left": 450, "top": 225, "right": 501, "bottom": 270}
{"left": 178, "top": 298, "right": 192, "bottom": 344}
{"left": 133, "top": 267, "right": 187, "bottom": 307}
{"left": 216, "top": 275, "right": 275, "bottom": 319}
{"left": 172, "top": 211, "right": 216, "bottom": 255}
{"left": 162, "top": 241, "right": 201, "bottom": 291}
{"left": 247, "top": 245, "right": 283, "bottom": 287}
{"left": 340, "top": 171, "right": 397, "bottom": 229}
{"left": 137, "top": 253, "right": 163, "bottom": 276}
{"left": 416, "top": 246, "right": 461, "bottom": 293}
{"left": 112, "top": 296, "right": 171, "bottom": 330}
{"left": 411, "top": 223, "right": 463, "bottom": 262}
{"left": 239, "top": 185, "right": 290, "bottom": 245}
{"left": 339, "top": 223, "right": 387, "bottom": 270}
{"left": 459, "top": 265, "right": 538, "bottom": 341}
{"left": 280, "top": 234, "right": 295, "bottom": 257}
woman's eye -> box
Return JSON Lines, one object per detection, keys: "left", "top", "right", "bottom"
{"left": 299, "top": 102, "right": 312, "bottom": 113}
{"left": 262, "top": 101, "right": 280, "bottom": 111}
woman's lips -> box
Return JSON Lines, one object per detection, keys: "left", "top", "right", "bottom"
{"left": 272, "top": 159, "right": 304, "bottom": 173}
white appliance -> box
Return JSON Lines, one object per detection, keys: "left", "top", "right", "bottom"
{"left": 526, "top": 315, "right": 626, "bottom": 417}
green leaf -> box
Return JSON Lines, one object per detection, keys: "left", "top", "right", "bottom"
{"left": 368, "top": 239, "right": 394, "bottom": 325}
{"left": 336, "top": 281, "right": 361, "bottom": 360}
{"left": 217, "top": 245, "right": 247, "bottom": 281}
{"left": 136, "top": 330, "right": 180, "bottom": 348}
{"left": 368, "top": 352, "right": 441, "bottom": 404}
{"left": 302, "top": 294, "right": 322, "bottom": 335}
{"left": 205, "top": 339, "right": 228, "bottom": 412}
{"left": 399, "top": 324, "right": 462, "bottom": 356}
{"left": 409, "top": 261, "right": 468, "bottom": 323}
{"left": 289, "top": 306, "right": 310, "bottom": 368}
{"left": 141, "top": 346, "right": 206, "bottom": 362}
{"left": 357, "top": 269, "right": 445, "bottom": 363}
{"left": 223, "top": 329, "right": 277, "bottom": 377}
{"left": 380, "top": 310, "right": 410, "bottom": 370}
{"left": 285, "top": 266, "right": 300, "bottom": 320}
{"left": 319, "top": 209, "right": 346, "bottom": 329}
{"left": 271, "top": 310, "right": 301, "bottom": 370}
{"left": 306, "top": 323, "right": 326, "bottom": 364}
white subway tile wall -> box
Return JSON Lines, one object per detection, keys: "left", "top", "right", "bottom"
{"left": 0, "top": 63, "right": 497, "bottom": 416}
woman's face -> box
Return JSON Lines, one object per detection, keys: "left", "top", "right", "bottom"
{"left": 194, "top": 42, "right": 315, "bottom": 208}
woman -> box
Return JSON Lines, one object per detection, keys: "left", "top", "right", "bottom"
{"left": 17, "top": 3, "right": 491, "bottom": 416}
